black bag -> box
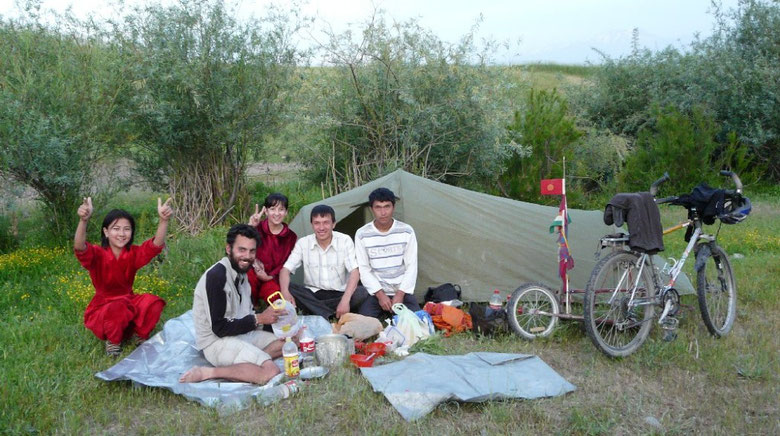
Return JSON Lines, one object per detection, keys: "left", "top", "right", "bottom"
{"left": 424, "top": 283, "right": 462, "bottom": 303}
{"left": 469, "top": 303, "right": 508, "bottom": 336}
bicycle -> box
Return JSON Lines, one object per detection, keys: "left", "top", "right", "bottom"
{"left": 582, "top": 171, "right": 751, "bottom": 358}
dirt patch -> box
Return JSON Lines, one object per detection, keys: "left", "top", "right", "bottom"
{"left": 0, "top": 176, "right": 39, "bottom": 214}
{"left": 246, "top": 162, "right": 303, "bottom": 177}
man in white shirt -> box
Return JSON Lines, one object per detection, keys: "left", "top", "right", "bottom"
{"left": 355, "top": 188, "right": 420, "bottom": 319}
{"left": 279, "top": 205, "right": 368, "bottom": 319}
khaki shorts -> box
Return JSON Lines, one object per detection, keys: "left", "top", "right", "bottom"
{"left": 203, "top": 330, "right": 279, "bottom": 367}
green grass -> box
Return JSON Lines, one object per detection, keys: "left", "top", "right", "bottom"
{"left": 501, "top": 63, "right": 595, "bottom": 94}
{"left": 0, "top": 194, "right": 777, "bottom": 434}
{"left": 516, "top": 63, "right": 598, "bottom": 78}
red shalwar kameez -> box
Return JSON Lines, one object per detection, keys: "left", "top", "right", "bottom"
{"left": 74, "top": 238, "right": 166, "bottom": 344}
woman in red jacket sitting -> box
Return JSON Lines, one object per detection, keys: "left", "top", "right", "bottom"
{"left": 73, "top": 197, "right": 173, "bottom": 356}
{"left": 247, "top": 193, "right": 297, "bottom": 307}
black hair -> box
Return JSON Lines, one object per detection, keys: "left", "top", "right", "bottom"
{"left": 264, "top": 193, "right": 289, "bottom": 210}
{"left": 226, "top": 224, "right": 261, "bottom": 247}
{"left": 368, "top": 187, "right": 397, "bottom": 207}
{"left": 101, "top": 209, "right": 136, "bottom": 250}
{"left": 310, "top": 204, "right": 336, "bottom": 223}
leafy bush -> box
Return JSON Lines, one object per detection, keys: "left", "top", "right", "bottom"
{"left": 0, "top": 17, "right": 124, "bottom": 234}
{"left": 499, "top": 89, "right": 582, "bottom": 205}
{"left": 297, "top": 13, "right": 512, "bottom": 193}
{"left": 569, "top": 128, "right": 628, "bottom": 196}
{"left": 577, "top": 0, "right": 779, "bottom": 180}
{"left": 619, "top": 105, "right": 759, "bottom": 194}
{"left": 113, "top": 0, "right": 301, "bottom": 234}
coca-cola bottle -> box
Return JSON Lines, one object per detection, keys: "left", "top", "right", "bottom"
{"left": 299, "top": 326, "right": 316, "bottom": 368}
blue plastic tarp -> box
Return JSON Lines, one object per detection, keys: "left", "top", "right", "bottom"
{"left": 95, "top": 311, "right": 331, "bottom": 413}
{"left": 360, "top": 352, "right": 576, "bottom": 421}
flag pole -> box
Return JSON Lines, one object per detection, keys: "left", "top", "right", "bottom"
{"left": 562, "top": 157, "right": 570, "bottom": 314}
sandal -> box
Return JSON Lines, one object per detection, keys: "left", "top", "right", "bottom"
{"left": 130, "top": 333, "right": 145, "bottom": 347}
{"left": 105, "top": 340, "right": 122, "bottom": 357}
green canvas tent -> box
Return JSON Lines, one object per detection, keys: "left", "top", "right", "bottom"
{"left": 288, "top": 169, "right": 692, "bottom": 302}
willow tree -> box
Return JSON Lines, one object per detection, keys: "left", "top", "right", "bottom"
{"left": 115, "top": 0, "right": 300, "bottom": 233}
{"left": 298, "top": 13, "right": 510, "bottom": 193}
{"left": 0, "top": 17, "right": 123, "bottom": 235}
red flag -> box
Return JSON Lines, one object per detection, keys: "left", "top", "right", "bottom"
{"left": 556, "top": 195, "right": 574, "bottom": 288}
{"left": 540, "top": 178, "right": 564, "bottom": 196}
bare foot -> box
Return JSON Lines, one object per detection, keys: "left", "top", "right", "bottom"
{"left": 179, "top": 366, "right": 212, "bottom": 383}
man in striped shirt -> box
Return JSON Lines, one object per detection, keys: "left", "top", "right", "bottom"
{"left": 355, "top": 188, "right": 421, "bottom": 319}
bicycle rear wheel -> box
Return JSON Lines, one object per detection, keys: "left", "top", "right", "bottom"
{"left": 696, "top": 243, "right": 737, "bottom": 337}
{"left": 507, "top": 283, "right": 559, "bottom": 340}
{"left": 584, "top": 251, "right": 655, "bottom": 357}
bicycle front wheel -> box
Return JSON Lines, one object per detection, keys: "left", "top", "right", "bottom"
{"left": 696, "top": 243, "right": 737, "bottom": 337}
{"left": 507, "top": 283, "right": 559, "bottom": 340}
{"left": 584, "top": 251, "right": 655, "bottom": 357}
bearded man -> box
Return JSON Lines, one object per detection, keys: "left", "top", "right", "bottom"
{"left": 179, "top": 224, "right": 287, "bottom": 384}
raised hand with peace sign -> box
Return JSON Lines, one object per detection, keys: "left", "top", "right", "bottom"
{"left": 158, "top": 197, "right": 173, "bottom": 221}
{"left": 153, "top": 197, "right": 174, "bottom": 247}
{"left": 77, "top": 197, "right": 93, "bottom": 222}
{"left": 74, "top": 197, "right": 94, "bottom": 252}
{"left": 248, "top": 203, "right": 266, "bottom": 227}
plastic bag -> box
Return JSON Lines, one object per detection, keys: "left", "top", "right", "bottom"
{"left": 391, "top": 311, "right": 435, "bottom": 335}
{"left": 392, "top": 303, "right": 430, "bottom": 347}
{"left": 379, "top": 325, "right": 406, "bottom": 350}
{"left": 414, "top": 310, "right": 435, "bottom": 335}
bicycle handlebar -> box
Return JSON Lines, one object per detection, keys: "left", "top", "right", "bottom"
{"left": 719, "top": 170, "right": 743, "bottom": 194}
{"left": 649, "top": 172, "right": 670, "bottom": 197}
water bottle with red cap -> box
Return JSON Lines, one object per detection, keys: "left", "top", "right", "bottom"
{"left": 298, "top": 326, "right": 316, "bottom": 369}
{"left": 486, "top": 289, "right": 503, "bottom": 317}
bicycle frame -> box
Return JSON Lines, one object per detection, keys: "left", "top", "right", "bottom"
{"left": 617, "top": 219, "right": 715, "bottom": 327}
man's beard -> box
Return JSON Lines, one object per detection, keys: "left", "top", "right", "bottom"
{"left": 228, "top": 251, "right": 253, "bottom": 274}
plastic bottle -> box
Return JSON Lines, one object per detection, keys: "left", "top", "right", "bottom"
{"left": 486, "top": 289, "right": 503, "bottom": 317}
{"left": 489, "top": 289, "right": 503, "bottom": 309}
{"left": 267, "top": 292, "right": 300, "bottom": 338}
{"left": 257, "top": 380, "right": 300, "bottom": 406}
{"left": 299, "top": 326, "right": 316, "bottom": 369}
{"left": 282, "top": 337, "right": 300, "bottom": 378}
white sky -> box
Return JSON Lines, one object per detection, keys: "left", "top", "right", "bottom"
{"left": 0, "top": 0, "right": 741, "bottom": 64}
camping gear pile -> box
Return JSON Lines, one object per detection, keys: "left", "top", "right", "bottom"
{"left": 423, "top": 302, "right": 472, "bottom": 336}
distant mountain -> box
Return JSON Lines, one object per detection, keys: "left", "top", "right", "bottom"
{"left": 511, "top": 28, "right": 692, "bottom": 65}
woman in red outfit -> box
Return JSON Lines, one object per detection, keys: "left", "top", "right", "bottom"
{"left": 247, "top": 193, "right": 297, "bottom": 307}
{"left": 73, "top": 197, "right": 173, "bottom": 356}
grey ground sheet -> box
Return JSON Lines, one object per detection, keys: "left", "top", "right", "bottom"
{"left": 360, "top": 352, "right": 577, "bottom": 421}
{"left": 95, "top": 311, "right": 331, "bottom": 413}
{"left": 97, "top": 312, "right": 575, "bottom": 418}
